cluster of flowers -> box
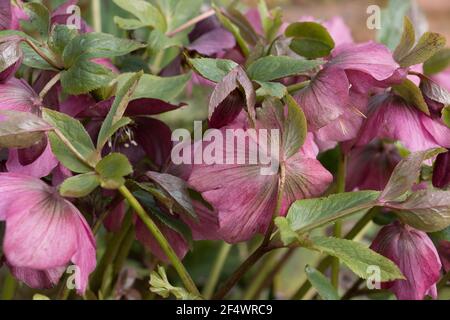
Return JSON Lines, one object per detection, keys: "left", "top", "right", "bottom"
{"left": 0, "top": 0, "right": 449, "bottom": 300}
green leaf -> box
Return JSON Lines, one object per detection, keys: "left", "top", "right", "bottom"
{"left": 48, "top": 132, "right": 92, "bottom": 173}
{"left": 285, "top": 22, "right": 335, "bottom": 59}
{"left": 393, "top": 17, "right": 415, "bottom": 62}
{"left": 286, "top": 191, "right": 380, "bottom": 234}
{"left": 147, "top": 29, "right": 182, "bottom": 52}
{"left": 60, "top": 32, "right": 143, "bottom": 94}
{"left": 283, "top": 95, "right": 308, "bottom": 158}
{"left": 156, "top": 0, "right": 203, "bottom": 32}
{"left": 305, "top": 265, "right": 340, "bottom": 300}
{"left": 380, "top": 148, "right": 446, "bottom": 201}
{"left": 387, "top": 190, "right": 450, "bottom": 232}
{"left": 63, "top": 33, "right": 145, "bottom": 67}
{"left": 61, "top": 60, "right": 115, "bottom": 95}
{"left": 393, "top": 79, "right": 430, "bottom": 115}
{"left": 377, "top": 0, "right": 412, "bottom": 49}
{"left": 59, "top": 173, "right": 100, "bottom": 198}
{"left": 214, "top": 5, "right": 250, "bottom": 57}
{"left": 32, "top": 294, "right": 50, "bottom": 300}
{"left": 398, "top": 32, "right": 447, "bottom": 68}
{"left": 113, "top": 0, "right": 166, "bottom": 31}
{"left": 42, "top": 108, "right": 97, "bottom": 164}
{"left": 20, "top": 2, "right": 50, "bottom": 41}
{"left": 258, "top": 0, "right": 283, "bottom": 43}
{"left": 146, "top": 171, "right": 197, "bottom": 221}
{"left": 0, "top": 110, "right": 51, "bottom": 148}
{"left": 150, "top": 265, "right": 201, "bottom": 300}
{"left": 310, "top": 237, "right": 404, "bottom": 281}
{"left": 49, "top": 25, "right": 79, "bottom": 56}
{"left": 189, "top": 57, "right": 238, "bottom": 83}
{"left": 442, "top": 105, "right": 450, "bottom": 128}
{"left": 0, "top": 30, "right": 56, "bottom": 71}
{"left": 97, "top": 72, "right": 142, "bottom": 150}
{"left": 119, "top": 72, "right": 191, "bottom": 101}
{"left": 274, "top": 217, "right": 301, "bottom": 246}
{"left": 96, "top": 153, "right": 133, "bottom": 189}
{"left": 256, "top": 81, "right": 287, "bottom": 99}
{"left": 423, "top": 48, "right": 450, "bottom": 75}
{"left": 247, "top": 56, "right": 323, "bottom": 82}
{"left": 114, "top": 17, "right": 148, "bottom": 30}
{"left": 133, "top": 189, "right": 193, "bottom": 247}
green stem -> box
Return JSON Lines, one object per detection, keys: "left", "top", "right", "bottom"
{"left": 118, "top": 185, "right": 200, "bottom": 296}
{"left": 90, "top": 211, "right": 133, "bottom": 294}
{"left": 331, "top": 150, "right": 347, "bottom": 289}
{"left": 1, "top": 272, "right": 17, "bottom": 300}
{"left": 202, "top": 243, "right": 232, "bottom": 299}
{"left": 287, "top": 80, "right": 310, "bottom": 94}
{"left": 39, "top": 72, "right": 61, "bottom": 99}
{"left": 91, "top": 0, "right": 102, "bottom": 33}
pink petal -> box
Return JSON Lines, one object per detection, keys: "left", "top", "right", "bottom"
{"left": 0, "top": 173, "right": 96, "bottom": 294}
{"left": 295, "top": 67, "right": 349, "bottom": 131}
{"left": 323, "top": 16, "right": 353, "bottom": 46}
{"left": 281, "top": 156, "right": 333, "bottom": 215}
{"left": 0, "top": 78, "right": 41, "bottom": 112}
{"left": 357, "top": 95, "right": 443, "bottom": 152}
{"left": 0, "top": 0, "right": 11, "bottom": 29}
{"left": 188, "top": 28, "right": 236, "bottom": 56}
{"left": 8, "top": 264, "right": 65, "bottom": 289}
{"left": 6, "top": 137, "right": 59, "bottom": 178}
{"left": 329, "top": 41, "right": 399, "bottom": 81}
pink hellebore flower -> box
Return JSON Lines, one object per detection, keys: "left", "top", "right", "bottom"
{"left": 0, "top": 78, "right": 58, "bottom": 177}
{"left": 0, "top": 0, "right": 28, "bottom": 31}
{"left": 188, "top": 111, "right": 333, "bottom": 243}
{"left": 0, "top": 173, "right": 96, "bottom": 293}
{"left": 295, "top": 42, "right": 400, "bottom": 131}
{"left": 370, "top": 221, "right": 442, "bottom": 300}
{"left": 346, "top": 140, "right": 401, "bottom": 192}
{"left": 356, "top": 94, "right": 450, "bottom": 152}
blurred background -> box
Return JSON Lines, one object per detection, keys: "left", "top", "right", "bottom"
{"left": 44, "top": 0, "right": 450, "bottom": 43}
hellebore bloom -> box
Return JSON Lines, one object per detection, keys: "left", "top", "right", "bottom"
{"left": 188, "top": 108, "right": 333, "bottom": 243}
{"left": 0, "top": 0, "right": 28, "bottom": 31}
{"left": 187, "top": 15, "right": 235, "bottom": 56}
{"left": 0, "top": 173, "right": 96, "bottom": 293}
{"left": 356, "top": 94, "right": 450, "bottom": 152}
{"left": 0, "top": 36, "right": 23, "bottom": 82}
{"left": 0, "top": 78, "right": 58, "bottom": 177}
{"left": 433, "top": 151, "right": 450, "bottom": 189}
{"left": 295, "top": 41, "right": 400, "bottom": 131}
{"left": 370, "top": 221, "right": 441, "bottom": 300}
{"left": 346, "top": 140, "right": 401, "bottom": 192}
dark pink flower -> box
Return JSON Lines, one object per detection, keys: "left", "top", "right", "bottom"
{"left": 370, "top": 221, "right": 441, "bottom": 300}
{"left": 346, "top": 140, "right": 401, "bottom": 191}
{"left": 0, "top": 78, "right": 58, "bottom": 177}
{"left": 0, "top": 173, "right": 96, "bottom": 293}
{"left": 188, "top": 18, "right": 235, "bottom": 56}
{"left": 1, "top": 0, "right": 27, "bottom": 31}
{"left": 433, "top": 151, "right": 450, "bottom": 189}
{"left": 356, "top": 94, "right": 450, "bottom": 152}
{"left": 188, "top": 112, "right": 332, "bottom": 243}
{"left": 295, "top": 67, "right": 350, "bottom": 131}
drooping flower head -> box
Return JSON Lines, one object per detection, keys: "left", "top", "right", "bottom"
{"left": 0, "top": 173, "right": 96, "bottom": 293}
{"left": 370, "top": 221, "right": 442, "bottom": 300}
